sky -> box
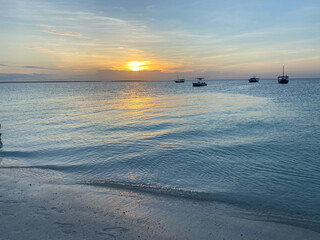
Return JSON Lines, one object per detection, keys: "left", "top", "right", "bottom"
{"left": 0, "top": 0, "right": 319, "bottom": 81}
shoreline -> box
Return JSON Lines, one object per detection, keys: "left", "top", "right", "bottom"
{"left": 1, "top": 168, "right": 319, "bottom": 240}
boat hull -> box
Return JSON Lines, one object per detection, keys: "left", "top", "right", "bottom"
{"left": 192, "top": 83, "right": 207, "bottom": 87}
{"left": 248, "top": 78, "right": 259, "bottom": 82}
{"left": 278, "top": 79, "right": 288, "bottom": 84}
{"left": 278, "top": 76, "right": 289, "bottom": 84}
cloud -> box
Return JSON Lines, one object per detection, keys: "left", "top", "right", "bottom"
{"left": 0, "top": 64, "right": 7, "bottom": 66}
{"left": 38, "top": 24, "right": 82, "bottom": 37}
{"left": 0, "top": 73, "right": 51, "bottom": 81}
{"left": 22, "top": 66, "right": 44, "bottom": 69}
{"left": 95, "top": 69, "right": 177, "bottom": 81}
{"left": 21, "top": 66, "right": 58, "bottom": 70}
{"left": 44, "top": 29, "right": 82, "bottom": 37}
{"left": 25, "top": 45, "right": 54, "bottom": 53}
{"left": 75, "top": 12, "right": 127, "bottom": 25}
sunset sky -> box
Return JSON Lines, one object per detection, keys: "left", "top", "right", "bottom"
{"left": 0, "top": 0, "right": 319, "bottom": 81}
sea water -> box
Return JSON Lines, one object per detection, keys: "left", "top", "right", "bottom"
{"left": 0, "top": 79, "right": 320, "bottom": 229}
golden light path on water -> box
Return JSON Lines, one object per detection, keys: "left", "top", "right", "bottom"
{"left": 49, "top": 82, "right": 270, "bottom": 151}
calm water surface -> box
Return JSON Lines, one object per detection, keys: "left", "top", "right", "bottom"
{"left": 1, "top": 79, "right": 320, "bottom": 228}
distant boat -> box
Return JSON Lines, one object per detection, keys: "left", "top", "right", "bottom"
{"left": 278, "top": 66, "right": 289, "bottom": 84}
{"left": 248, "top": 76, "right": 259, "bottom": 82}
{"left": 192, "top": 78, "right": 207, "bottom": 87}
{"left": 174, "top": 78, "right": 185, "bottom": 83}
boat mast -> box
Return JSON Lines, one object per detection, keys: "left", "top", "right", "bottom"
{"left": 283, "top": 65, "right": 284, "bottom": 76}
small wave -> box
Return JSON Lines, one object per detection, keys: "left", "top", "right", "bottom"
{"left": 80, "top": 180, "right": 320, "bottom": 232}
{"left": 0, "top": 164, "right": 78, "bottom": 171}
{"left": 0, "top": 150, "right": 37, "bottom": 158}
{"left": 80, "top": 180, "right": 236, "bottom": 203}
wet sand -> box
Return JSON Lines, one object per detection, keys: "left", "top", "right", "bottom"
{"left": 1, "top": 168, "right": 319, "bottom": 240}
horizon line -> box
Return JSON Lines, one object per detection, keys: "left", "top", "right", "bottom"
{"left": 1, "top": 78, "right": 320, "bottom": 84}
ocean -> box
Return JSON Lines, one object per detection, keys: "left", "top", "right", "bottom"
{"left": 1, "top": 79, "right": 320, "bottom": 230}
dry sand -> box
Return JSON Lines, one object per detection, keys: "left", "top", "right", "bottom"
{"left": 1, "top": 168, "right": 319, "bottom": 240}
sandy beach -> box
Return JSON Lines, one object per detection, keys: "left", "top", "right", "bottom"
{"left": 1, "top": 168, "right": 319, "bottom": 240}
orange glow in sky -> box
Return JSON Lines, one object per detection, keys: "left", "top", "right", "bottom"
{"left": 127, "top": 61, "right": 148, "bottom": 71}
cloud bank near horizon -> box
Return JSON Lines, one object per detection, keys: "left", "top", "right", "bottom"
{"left": 1, "top": 69, "right": 320, "bottom": 82}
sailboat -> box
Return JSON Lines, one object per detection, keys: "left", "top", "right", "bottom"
{"left": 278, "top": 66, "right": 289, "bottom": 84}
{"left": 174, "top": 75, "right": 185, "bottom": 83}
{"left": 192, "top": 78, "right": 207, "bottom": 87}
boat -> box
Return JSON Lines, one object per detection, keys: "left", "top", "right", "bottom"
{"left": 278, "top": 66, "right": 289, "bottom": 84}
{"left": 174, "top": 75, "right": 185, "bottom": 83}
{"left": 192, "top": 78, "right": 207, "bottom": 87}
{"left": 174, "top": 78, "right": 185, "bottom": 83}
{"left": 248, "top": 76, "right": 259, "bottom": 82}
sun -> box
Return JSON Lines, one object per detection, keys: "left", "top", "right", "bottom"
{"left": 127, "top": 61, "right": 147, "bottom": 71}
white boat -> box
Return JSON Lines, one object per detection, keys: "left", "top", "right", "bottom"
{"left": 174, "top": 75, "right": 185, "bottom": 83}
{"left": 278, "top": 66, "right": 289, "bottom": 84}
{"left": 174, "top": 78, "right": 185, "bottom": 83}
{"left": 192, "top": 78, "right": 207, "bottom": 87}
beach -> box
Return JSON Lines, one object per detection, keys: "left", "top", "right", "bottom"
{"left": 1, "top": 168, "right": 319, "bottom": 240}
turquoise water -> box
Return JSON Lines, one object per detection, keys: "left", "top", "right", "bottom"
{"left": 1, "top": 79, "right": 320, "bottom": 229}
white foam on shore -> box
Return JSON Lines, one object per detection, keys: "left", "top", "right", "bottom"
{"left": 1, "top": 168, "right": 319, "bottom": 240}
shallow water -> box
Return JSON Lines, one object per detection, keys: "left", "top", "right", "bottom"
{"left": 1, "top": 79, "right": 320, "bottom": 227}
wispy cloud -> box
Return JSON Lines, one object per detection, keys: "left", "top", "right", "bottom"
{"left": 25, "top": 45, "right": 53, "bottom": 53}
{"left": 0, "top": 64, "right": 6, "bottom": 66}
{"left": 44, "top": 29, "right": 82, "bottom": 37}
{"left": 21, "top": 66, "right": 58, "bottom": 70}
{"left": 74, "top": 12, "right": 127, "bottom": 25}
{"left": 38, "top": 24, "right": 82, "bottom": 37}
